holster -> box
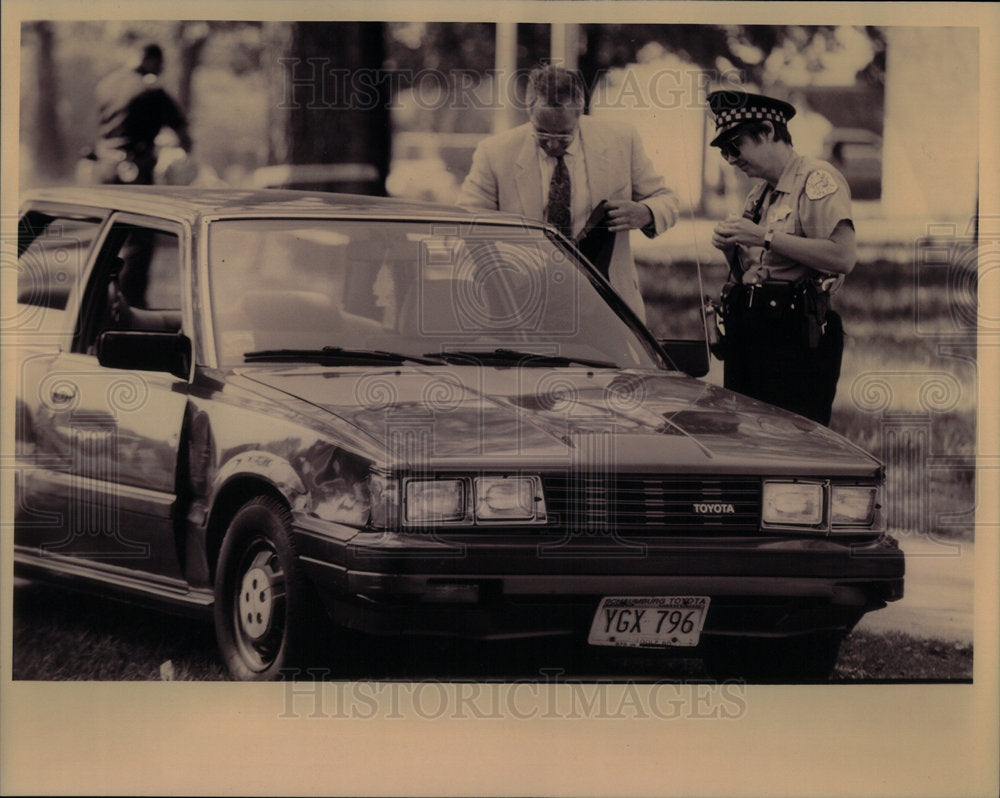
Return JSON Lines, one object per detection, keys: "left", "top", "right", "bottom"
{"left": 797, "top": 279, "right": 831, "bottom": 349}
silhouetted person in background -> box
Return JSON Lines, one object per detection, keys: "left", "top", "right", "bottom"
{"left": 91, "top": 43, "right": 192, "bottom": 184}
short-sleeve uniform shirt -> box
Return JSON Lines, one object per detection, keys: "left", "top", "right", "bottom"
{"left": 738, "top": 155, "right": 853, "bottom": 284}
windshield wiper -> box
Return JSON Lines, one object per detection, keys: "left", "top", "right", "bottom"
{"left": 423, "top": 348, "right": 619, "bottom": 369}
{"left": 244, "top": 347, "right": 440, "bottom": 365}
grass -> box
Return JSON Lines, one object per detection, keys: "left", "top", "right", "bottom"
{"left": 638, "top": 256, "right": 977, "bottom": 356}
{"left": 834, "top": 629, "right": 972, "bottom": 681}
{"left": 829, "top": 406, "right": 976, "bottom": 538}
{"left": 12, "top": 582, "right": 227, "bottom": 681}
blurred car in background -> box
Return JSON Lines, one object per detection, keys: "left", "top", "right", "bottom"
{"left": 252, "top": 162, "right": 382, "bottom": 194}
{"left": 823, "top": 127, "right": 883, "bottom": 201}
{"left": 386, "top": 154, "right": 460, "bottom": 204}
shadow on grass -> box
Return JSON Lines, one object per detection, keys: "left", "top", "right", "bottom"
{"left": 12, "top": 581, "right": 227, "bottom": 681}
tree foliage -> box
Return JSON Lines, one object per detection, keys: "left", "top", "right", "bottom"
{"left": 577, "top": 24, "right": 883, "bottom": 102}
{"left": 20, "top": 21, "right": 883, "bottom": 188}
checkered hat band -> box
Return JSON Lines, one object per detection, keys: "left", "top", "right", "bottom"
{"left": 714, "top": 107, "right": 787, "bottom": 131}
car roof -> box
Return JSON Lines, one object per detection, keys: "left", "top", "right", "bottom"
{"left": 23, "top": 185, "right": 538, "bottom": 228}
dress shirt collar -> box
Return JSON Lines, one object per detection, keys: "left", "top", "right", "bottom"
{"left": 773, "top": 154, "right": 805, "bottom": 194}
{"left": 538, "top": 129, "right": 582, "bottom": 163}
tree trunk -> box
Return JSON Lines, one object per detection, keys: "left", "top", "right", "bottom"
{"left": 267, "top": 22, "right": 390, "bottom": 195}
{"left": 176, "top": 22, "right": 210, "bottom": 116}
{"left": 31, "top": 22, "right": 67, "bottom": 179}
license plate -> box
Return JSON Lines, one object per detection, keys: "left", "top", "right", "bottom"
{"left": 587, "top": 596, "right": 710, "bottom": 648}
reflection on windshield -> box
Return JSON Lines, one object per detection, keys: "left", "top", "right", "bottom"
{"left": 207, "top": 220, "right": 664, "bottom": 370}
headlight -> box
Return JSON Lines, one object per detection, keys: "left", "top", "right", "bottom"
{"left": 762, "top": 481, "right": 824, "bottom": 527}
{"left": 404, "top": 479, "right": 467, "bottom": 524}
{"left": 831, "top": 485, "right": 881, "bottom": 529}
{"left": 400, "top": 475, "right": 547, "bottom": 526}
{"left": 475, "top": 476, "right": 546, "bottom": 523}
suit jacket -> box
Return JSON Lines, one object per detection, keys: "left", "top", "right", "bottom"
{"left": 457, "top": 115, "right": 678, "bottom": 320}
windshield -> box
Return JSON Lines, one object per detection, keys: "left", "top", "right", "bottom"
{"left": 207, "top": 219, "right": 665, "bottom": 370}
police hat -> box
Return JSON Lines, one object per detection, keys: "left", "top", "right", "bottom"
{"left": 708, "top": 90, "right": 796, "bottom": 147}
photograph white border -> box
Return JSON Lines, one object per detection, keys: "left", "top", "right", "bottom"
{"left": 2, "top": 2, "right": 997, "bottom": 796}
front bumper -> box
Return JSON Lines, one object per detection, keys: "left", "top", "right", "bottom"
{"left": 294, "top": 524, "right": 904, "bottom": 641}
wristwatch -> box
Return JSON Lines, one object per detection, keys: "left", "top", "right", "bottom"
{"left": 763, "top": 229, "right": 775, "bottom": 251}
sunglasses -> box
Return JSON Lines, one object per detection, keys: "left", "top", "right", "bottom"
{"left": 534, "top": 130, "right": 575, "bottom": 145}
{"left": 718, "top": 135, "right": 744, "bottom": 160}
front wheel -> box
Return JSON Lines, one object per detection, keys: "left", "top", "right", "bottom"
{"left": 214, "top": 496, "right": 319, "bottom": 680}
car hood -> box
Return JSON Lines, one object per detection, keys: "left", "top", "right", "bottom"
{"left": 235, "top": 366, "right": 880, "bottom": 475}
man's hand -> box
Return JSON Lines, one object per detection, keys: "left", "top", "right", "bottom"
{"left": 712, "top": 217, "right": 766, "bottom": 250}
{"left": 604, "top": 199, "right": 654, "bottom": 232}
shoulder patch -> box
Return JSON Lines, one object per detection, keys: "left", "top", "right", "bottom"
{"left": 806, "top": 170, "right": 838, "bottom": 200}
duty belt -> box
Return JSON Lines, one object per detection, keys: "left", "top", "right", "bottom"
{"left": 718, "top": 278, "right": 833, "bottom": 348}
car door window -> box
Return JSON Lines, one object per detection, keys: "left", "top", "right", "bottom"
{"left": 17, "top": 212, "right": 103, "bottom": 311}
{"left": 75, "top": 222, "right": 183, "bottom": 355}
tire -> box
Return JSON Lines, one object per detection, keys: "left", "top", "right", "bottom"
{"left": 702, "top": 631, "right": 843, "bottom": 683}
{"left": 213, "top": 495, "right": 320, "bottom": 681}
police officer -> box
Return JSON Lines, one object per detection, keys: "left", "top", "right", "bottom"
{"left": 707, "top": 90, "right": 854, "bottom": 426}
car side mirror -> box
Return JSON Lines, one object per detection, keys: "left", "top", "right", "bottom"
{"left": 97, "top": 330, "right": 192, "bottom": 379}
{"left": 658, "top": 339, "right": 710, "bottom": 378}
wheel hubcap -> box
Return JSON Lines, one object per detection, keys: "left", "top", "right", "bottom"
{"left": 228, "top": 533, "right": 289, "bottom": 673}
{"left": 238, "top": 559, "right": 274, "bottom": 640}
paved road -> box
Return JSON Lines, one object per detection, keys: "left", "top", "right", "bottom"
{"left": 854, "top": 534, "right": 974, "bottom": 643}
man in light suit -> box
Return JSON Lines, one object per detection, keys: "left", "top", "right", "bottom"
{"left": 457, "top": 65, "right": 679, "bottom": 320}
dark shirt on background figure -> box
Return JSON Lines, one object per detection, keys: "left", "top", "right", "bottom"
{"left": 92, "top": 44, "right": 191, "bottom": 185}
{"left": 707, "top": 90, "right": 855, "bottom": 426}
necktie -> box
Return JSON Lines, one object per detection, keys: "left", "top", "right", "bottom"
{"left": 545, "top": 155, "right": 572, "bottom": 239}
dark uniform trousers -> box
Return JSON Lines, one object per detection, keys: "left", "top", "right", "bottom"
{"left": 720, "top": 281, "right": 843, "bottom": 426}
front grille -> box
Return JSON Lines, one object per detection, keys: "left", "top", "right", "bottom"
{"left": 542, "top": 475, "right": 761, "bottom": 534}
